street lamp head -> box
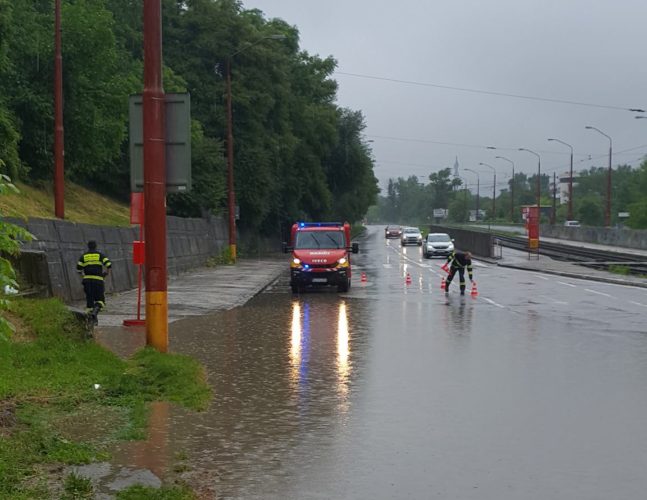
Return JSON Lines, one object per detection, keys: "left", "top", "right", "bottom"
{"left": 518, "top": 148, "right": 526, "bottom": 151}
{"left": 486, "top": 146, "right": 496, "bottom": 150}
{"left": 585, "top": 125, "right": 593, "bottom": 130}
{"left": 547, "top": 138, "right": 556, "bottom": 141}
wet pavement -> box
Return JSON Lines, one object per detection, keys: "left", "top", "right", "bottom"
{"left": 87, "top": 227, "right": 647, "bottom": 499}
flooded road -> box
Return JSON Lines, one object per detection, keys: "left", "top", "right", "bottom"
{"left": 109, "top": 226, "right": 647, "bottom": 499}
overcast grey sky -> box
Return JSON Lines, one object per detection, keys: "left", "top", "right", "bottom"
{"left": 242, "top": 0, "right": 647, "bottom": 193}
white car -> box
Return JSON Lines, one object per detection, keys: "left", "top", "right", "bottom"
{"left": 401, "top": 227, "right": 423, "bottom": 246}
{"left": 422, "top": 233, "right": 454, "bottom": 258}
{"left": 564, "top": 220, "right": 581, "bottom": 227}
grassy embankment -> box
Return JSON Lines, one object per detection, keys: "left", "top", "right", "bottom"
{"left": 0, "top": 298, "right": 210, "bottom": 499}
{"left": 0, "top": 181, "right": 130, "bottom": 226}
{"left": 0, "top": 182, "right": 212, "bottom": 497}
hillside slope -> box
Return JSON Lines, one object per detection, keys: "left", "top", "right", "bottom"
{"left": 0, "top": 181, "right": 130, "bottom": 226}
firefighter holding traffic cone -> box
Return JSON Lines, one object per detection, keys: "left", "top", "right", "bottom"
{"left": 444, "top": 250, "right": 474, "bottom": 296}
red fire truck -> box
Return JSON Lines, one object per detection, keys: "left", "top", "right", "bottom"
{"left": 284, "top": 222, "right": 359, "bottom": 293}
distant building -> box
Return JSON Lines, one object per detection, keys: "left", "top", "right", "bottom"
{"left": 453, "top": 156, "right": 459, "bottom": 178}
{"left": 553, "top": 171, "right": 579, "bottom": 205}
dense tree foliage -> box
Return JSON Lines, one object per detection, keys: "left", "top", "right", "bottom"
{"left": 0, "top": 0, "right": 377, "bottom": 233}
{"left": 372, "top": 159, "right": 647, "bottom": 229}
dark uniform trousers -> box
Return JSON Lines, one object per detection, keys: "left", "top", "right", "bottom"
{"left": 77, "top": 251, "right": 111, "bottom": 310}
{"left": 445, "top": 251, "right": 473, "bottom": 293}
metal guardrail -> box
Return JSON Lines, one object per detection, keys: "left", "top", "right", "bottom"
{"left": 494, "top": 234, "right": 647, "bottom": 276}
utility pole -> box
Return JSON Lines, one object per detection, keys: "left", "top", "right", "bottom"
{"left": 143, "top": 0, "right": 168, "bottom": 352}
{"left": 225, "top": 59, "right": 236, "bottom": 261}
{"left": 552, "top": 172, "right": 556, "bottom": 225}
{"left": 585, "top": 126, "right": 613, "bottom": 226}
{"left": 54, "top": 0, "right": 64, "bottom": 219}
{"left": 547, "top": 138, "right": 574, "bottom": 220}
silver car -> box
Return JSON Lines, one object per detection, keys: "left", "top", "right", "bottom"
{"left": 400, "top": 227, "right": 423, "bottom": 246}
{"left": 422, "top": 233, "right": 454, "bottom": 258}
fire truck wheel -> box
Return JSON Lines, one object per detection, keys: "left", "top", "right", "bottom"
{"left": 338, "top": 278, "right": 350, "bottom": 293}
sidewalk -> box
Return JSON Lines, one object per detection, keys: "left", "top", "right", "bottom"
{"left": 84, "top": 258, "right": 286, "bottom": 328}
{"left": 496, "top": 247, "right": 647, "bottom": 289}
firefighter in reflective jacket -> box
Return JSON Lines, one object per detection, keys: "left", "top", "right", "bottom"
{"left": 445, "top": 250, "right": 473, "bottom": 295}
{"left": 77, "top": 241, "right": 112, "bottom": 312}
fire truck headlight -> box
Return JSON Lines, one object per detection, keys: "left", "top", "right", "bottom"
{"left": 293, "top": 258, "right": 301, "bottom": 265}
{"left": 337, "top": 257, "right": 347, "bottom": 266}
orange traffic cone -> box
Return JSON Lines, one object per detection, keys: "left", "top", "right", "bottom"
{"left": 361, "top": 272, "right": 367, "bottom": 282}
{"left": 440, "top": 277, "right": 446, "bottom": 290}
{"left": 405, "top": 273, "right": 412, "bottom": 285}
{"left": 470, "top": 281, "right": 478, "bottom": 297}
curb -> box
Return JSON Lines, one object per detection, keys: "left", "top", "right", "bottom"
{"left": 497, "top": 262, "right": 647, "bottom": 289}
{"left": 225, "top": 266, "right": 285, "bottom": 309}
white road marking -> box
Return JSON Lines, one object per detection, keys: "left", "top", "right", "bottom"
{"left": 482, "top": 297, "right": 505, "bottom": 308}
{"left": 630, "top": 301, "right": 647, "bottom": 308}
{"left": 557, "top": 281, "right": 577, "bottom": 287}
{"left": 382, "top": 263, "right": 392, "bottom": 268}
{"left": 585, "top": 288, "right": 611, "bottom": 297}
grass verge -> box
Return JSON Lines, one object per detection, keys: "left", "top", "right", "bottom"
{"left": 0, "top": 181, "right": 130, "bottom": 226}
{"left": 0, "top": 298, "right": 211, "bottom": 498}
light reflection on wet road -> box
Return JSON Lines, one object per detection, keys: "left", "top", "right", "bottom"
{"left": 111, "top": 226, "right": 647, "bottom": 499}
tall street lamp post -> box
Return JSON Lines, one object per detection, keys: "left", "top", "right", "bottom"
{"left": 464, "top": 168, "right": 480, "bottom": 221}
{"left": 456, "top": 175, "right": 469, "bottom": 223}
{"left": 519, "top": 148, "right": 542, "bottom": 214}
{"left": 478, "top": 162, "right": 497, "bottom": 219}
{"left": 547, "top": 138, "right": 574, "bottom": 220}
{"left": 495, "top": 156, "right": 515, "bottom": 222}
{"left": 225, "top": 34, "right": 285, "bottom": 262}
{"left": 585, "top": 126, "right": 612, "bottom": 226}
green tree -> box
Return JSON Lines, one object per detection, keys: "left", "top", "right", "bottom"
{"left": 428, "top": 168, "right": 460, "bottom": 210}
{"left": 0, "top": 171, "right": 32, "bottom": 340}
{"left": 325, "top": 109, "right": 378, "bottom": 222}
{"left": 0, "top": 0, "right": 21, "bottom": 179}
{"left": 578, "top": 197, "right": 603, "bottom": 226}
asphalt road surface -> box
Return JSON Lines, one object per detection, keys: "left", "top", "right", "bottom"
{"left": 110, "top": 225, "right": 647, "bottom": 499}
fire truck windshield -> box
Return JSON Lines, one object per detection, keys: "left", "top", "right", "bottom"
{"left": 295, "top": 231, "right": 346, "bottom": 249}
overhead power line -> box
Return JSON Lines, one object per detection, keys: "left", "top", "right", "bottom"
{"left": 336, "top": 71, "right": 645, "bottom": 112}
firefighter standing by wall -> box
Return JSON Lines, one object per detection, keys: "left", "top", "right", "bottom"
{"left": 445, "top": 250, "right": 473, "bottom": 295}
{"left": 77, "top": 241, "right": 112, "bottom": 320}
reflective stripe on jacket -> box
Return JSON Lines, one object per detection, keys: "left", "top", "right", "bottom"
{"left": 77, "top": 252, "right": 112, "bottom": 281}
{"left": 447, "top": 251, "right": 473, "bottom": 273}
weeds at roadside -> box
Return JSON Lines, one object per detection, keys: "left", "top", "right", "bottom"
{"left": 0, "top": 297, "right": 211, "bottom": 497}
{"left": 205, "top": 247, "right": 235, "bottom": 266}
{"left": 608, "top": 264, "right": 630, "bottom": 275}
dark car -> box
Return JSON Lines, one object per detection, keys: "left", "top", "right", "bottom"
{"left": 385, "top": 225, "right": 402, "bottom": 238}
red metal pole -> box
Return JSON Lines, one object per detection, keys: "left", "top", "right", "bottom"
{"left": 606, "top": 144, "right": 612, "bottom": 227}
{"left": 568, "top": 150, "right": 574, "bottom": 221}
{"left": 137, "top": 224, "right": 143, "bottom": 321}
{"left": 226, "top": 59, "right": 237, "bottom": 261}
{"left": 143, "top": 0, "right": 167, "bottom": 352}
{"left": 54, "top": 0, "right": 64, "bottom": 219}
{"left": 551, "top": 172, "right": 556, "bottom": 225}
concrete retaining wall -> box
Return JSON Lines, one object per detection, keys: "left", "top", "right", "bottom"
{"left": 540, "top": 224, "right": 647, "bottom": 250}
{"left": 10, "top": 215, "right": 227, "bottom": 302}
{"left": 429, "top": 225, "right": 493, "bottom": 258}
